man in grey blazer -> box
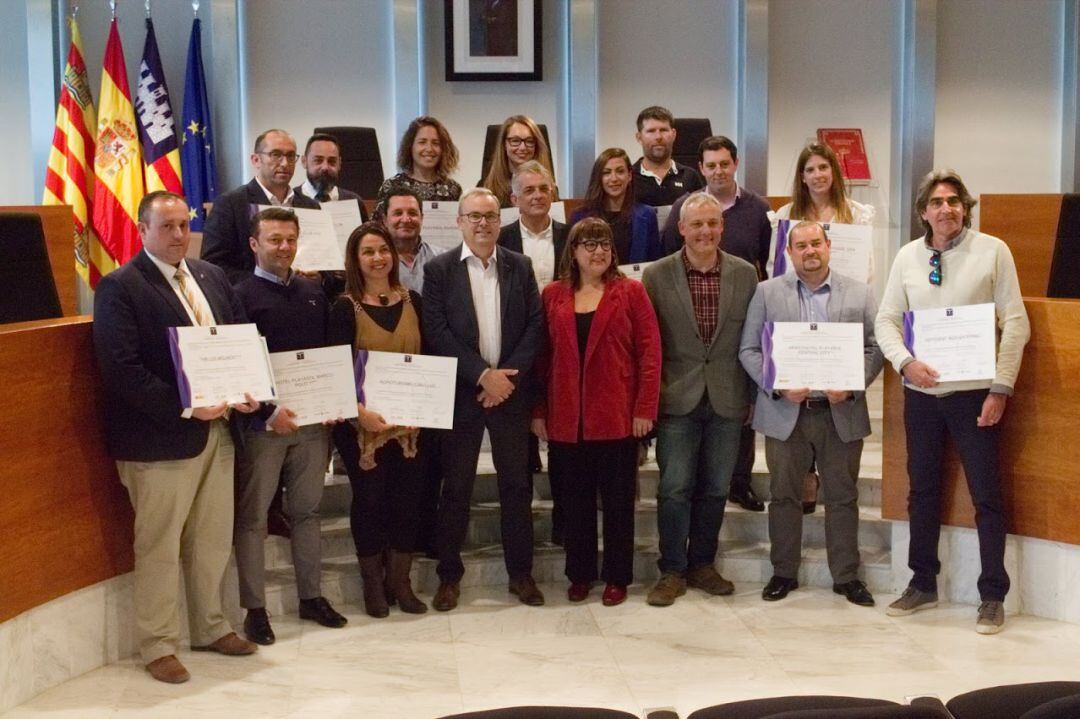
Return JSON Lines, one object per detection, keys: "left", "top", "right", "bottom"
{"left": 739, "top": 221, "right": 883, "bottom": 605}
{"left": 642, "top": 192, "right": 758, "bottom": 607}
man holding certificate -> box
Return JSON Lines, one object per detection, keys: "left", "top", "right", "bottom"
{"left": 231, "top": 208, "right": 348, "bottom": 646}
{"left": 93, "top": 192, "right": 260, "bottom": 684}
{"left": 739, "top": 221, "right": 883, "bottom": 606}
{"left": 876, "top": 170, "right": 1030, "bottom": 634}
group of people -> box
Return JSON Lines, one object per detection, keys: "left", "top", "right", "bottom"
{"left": 91, "top": 104, "right": 1030, "bottom": 687}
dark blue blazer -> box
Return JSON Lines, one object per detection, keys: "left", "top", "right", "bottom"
{"left": 497, "top": 219, "right": 570, "bottom": 272}
{"left": 569, "top": 203, "right": 661, "bottom": 263}
{"left": 92, "top": 251, "right": 247, "bottom": 462}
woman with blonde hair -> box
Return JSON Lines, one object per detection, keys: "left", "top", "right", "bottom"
{"left": 481, "top": 115, "right": 557, "bottom": 207}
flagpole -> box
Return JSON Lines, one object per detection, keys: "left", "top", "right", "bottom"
{"left": 108, "top": 0, "right": 116, "bottom": 19}
{"left": 192, "top": 0, "right": 199, "bottom": 17}
{"left": 145, "top": 0, "right": 151, "bottom": 18}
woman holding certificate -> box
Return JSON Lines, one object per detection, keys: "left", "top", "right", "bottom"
{"left": 375, "top": 116, "right": 462, "bottom": 216}
{"left": 329, "top": 221, "right": 428, "bottom": 618}
{"left": 531, "top": 218, "right": 662, "bottom": 606}
{"left": 875, "top": 169, "right": 1029, "bottom": 634}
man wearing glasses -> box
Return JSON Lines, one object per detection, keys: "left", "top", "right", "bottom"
{"left": 202, "top": 129, "right": 319, "bottom": 285}
{"left": 875, "top": 169, "right": 1029, "bottom": 634}
{"left": 422, "top": 187, "right": 545, "bottom": 611}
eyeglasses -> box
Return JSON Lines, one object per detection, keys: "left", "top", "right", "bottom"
{"left": 462, "top": 212, "right": 501, "bottom": 225}
{"left": 506, "top": 137, "right": 537, "bottom": 149}
{"left": 577, "top": 240, "right": 612, "bottom": 253}
{"left": 259, "top": 151, "right": 298, "bottom": 164}
{"left": 929, "top": 250, "right": 942, "bottom": 286}
{"left": 927, "top": 196, "right": 963, "bottom": 209}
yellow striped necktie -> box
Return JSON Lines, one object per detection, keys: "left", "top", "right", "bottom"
{"left": 174, "top": 268, "right": 214, "bottom": 327}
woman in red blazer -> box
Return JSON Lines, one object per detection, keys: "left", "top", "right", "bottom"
{"left": 532, "top": 217, "right": 661, "bottom": 606}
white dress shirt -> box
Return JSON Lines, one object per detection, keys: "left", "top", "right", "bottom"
{"left": 143, "top": 249, "right": 215, "bottom": 326}
{"left": 299, "top": 180, "right": 340, "bottom": 201}
{"left": 520, "top": 217, "right": 556, "bottom": 287}
{"left": 461, "top": 242, "right": 502, "bottom": 370}
{"left": 254, "top": 177, "right": 296, "bottom": 207}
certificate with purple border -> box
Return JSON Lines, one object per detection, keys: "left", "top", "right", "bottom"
{"left": 902, "top": 303, "right": 996, "bottom": 382}
{"left": 761, "top": 321, "right": 865, "bottom": 391}
{"left": 354, "top": 350, "right": 457, "bottom": 429}
{"left": 770, "top": 219, "right": 872, "bottom": 282}
{"left": 168, "top": 324, "right": 277, "bottom": 408}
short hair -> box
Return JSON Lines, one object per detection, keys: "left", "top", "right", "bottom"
{"left": 396, "top": 116, "right": 460, "bottom": 176}
{"left": 510, "top": 160, "right": 555, "bottom": 196}
{"left": 680, "top": 191, "right": 723, "bottom": 220}
{"left": 303, "top": 133, "right": 340, "bottom": 156}
{"left": 790, "top": 142, "right": 853, "bottom": 223}
{"left": 914, "top": 169, "right": 978, "bottom": 236}
{"left": 382, "top": 187, "right": 423, "bottom": 214}
{"left": 137, "top": 190, "right": 187, "bottom": 224}
{"left": 250, "top": 207, "right": 299, "bottom": 239}
{"left": 698, "top": 135, "right": 738, "bottom": 164}
{"left": 457, "top": 186, "right": 499, "bottom": 213}
{"left": 788, "top": 220, "right": 829, "bottom": 245}
{"left": 636, "top": 105, "right": 674, "bottom": 131}
{"left": 343, "top": 221, "right": 404, "bottom": 301}
{"left": 253, "top": 129, "right": 293, "bottom": 154}
{"left": 560, "top": 217, "right": 625, "bottom": 288}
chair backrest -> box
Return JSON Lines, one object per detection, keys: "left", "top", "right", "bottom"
{"left": 436, "top": 707, "right": 638, "bottom": 719}
{"left": 0, "top": 213, "right": 62, "bottom": 324}
{"left": 672, "top": 117, "right": 714, "bottom": 169}
{"left": 1047, "top": 192, "right": 1080, "bottom": 298}
{"left": 312, "top": 126, "right": 385, "bottom": 200}
{"left": 1020, "top": 693, "right": 1080, "bottom": 719}
{"left": 947, "top": 681, "right": 1080, "bottom": 719}
{"left": 688, "top": 696, "right": 897, "bottom": 719}
{"left": 480, "top": 123, "right": 553, "bottom": 183}
{"left": 764, "top": 706, "right": 949, "bottom": 718}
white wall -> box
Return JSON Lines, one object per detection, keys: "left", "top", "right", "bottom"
{"left": 0, "top": 2, "right": 38, "bottom": 204}
{"left": 597, "top": 0, "right": 740, "bottom": 180}
{"left": 934, "top": 0, "right": 1064, "bottom": 228}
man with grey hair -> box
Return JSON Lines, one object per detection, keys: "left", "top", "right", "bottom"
{"left": 423, "top": 187, "right": 546, "bottom": 611}
{"left": 642, "top": 192, "right": 758, "bottom": 607}
{"left": 498, "top": 160, "right": 569, "bottom": 287}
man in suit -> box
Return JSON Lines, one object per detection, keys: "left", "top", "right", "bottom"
{"left": 497, "top": 160, "right": 569, "bottom": 287}
{"left": 294, "top": 132, "right": 369, "bottom": 223}
{"left": 641, "top": 192, "right": 758, "bottom": 607}
{"left": 93, "top": 191, "right": 259, "bottom": 684}
{"left": 201, "top": 129, "right": 320, "bottom": 285}
{"left": 739, "top": 221, "right": 883, "bottom": 605}
{"left": 423, "top": 187, "right": 546, "bottom": 611}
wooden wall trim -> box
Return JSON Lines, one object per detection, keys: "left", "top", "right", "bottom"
{"left": 979, "top": 194, "right": 1062, "bottom": 299}
{"left": 2, "top": 205, "right": 78, "bottom": 317}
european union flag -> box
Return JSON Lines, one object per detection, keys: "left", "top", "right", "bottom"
{"left": 180, "top": 18, "right": 217, "bottom": 231}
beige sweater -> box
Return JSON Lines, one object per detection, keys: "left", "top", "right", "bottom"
{"left": 875, "top": 228, "right": 1030, "bottom": 395}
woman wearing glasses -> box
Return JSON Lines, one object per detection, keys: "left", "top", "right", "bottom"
{"left": 875, "top": 169, "right": 1029, "bottom": 635}
{"left": 481, "top": 115, "right": 557, "bottom": 208}
{"left": 532, "top": 218, "right": 661, "bottom": 606}
{"left": 569, "top": 148, "right": 662, "bottom": 264}
{"left": 376, "top": 116, "right": 462, "bottom": 216}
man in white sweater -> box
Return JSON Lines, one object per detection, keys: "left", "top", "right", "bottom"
{"left": 875, "top": 169, "right": 1030, "bottom": 635}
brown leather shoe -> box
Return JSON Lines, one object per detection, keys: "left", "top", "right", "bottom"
{"left": 191, "top": 631, "right": 257, "bottom": 656}
{"left": 508, "top": 575, "right": 545, "bottom": 606}
{"left": 686, "top": 565, "right": 735, "bottom": 596}
{"left": 646, "top": 572, "right": 687, "bottom": 607}
{"left": 146, "top": 655, "right": 190, "bottom": 684}
{"left": 433, "top": 581, "right": 460, "bottom": 612}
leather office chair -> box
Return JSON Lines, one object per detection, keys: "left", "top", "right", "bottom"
{"left": 436, "top": 707, "right": 638, "bottom": 719}
{"left": 313, "top": 126, "right": 384, "bottom": 200}
{"left": 946, "top": 682, "right": 1080, "bottom": 719}
{"left": 1047, "top": 193, "right": 1080, "bottom": 298}
{"left": 688, "top": 696, "right": 898, "bottom": 719}
{"left": 0, "top": 213, "right": 62, "bottom": 324}
{"left": 672, "top": 118, "right": 714, "bottom": 169}
{"left": 764, "top": 706, "right": 949, "bottom": 718}
{"left": 480, "top": 123, "right": 553, "bottom": 183}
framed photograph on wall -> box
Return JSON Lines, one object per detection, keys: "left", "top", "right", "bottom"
{"left": 445, "top": 0, "right": 542, "bottom": 81}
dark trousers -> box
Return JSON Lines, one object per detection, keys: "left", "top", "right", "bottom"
{"left": 415, "top": 427, "right": 444, "bottom": 554}
{"left": 550, "top": 438, "right": 638, "bottom": 586}
{"left": 904, "top": 388, "right": 1009, "bottom": 601}
{"left": 436, "top": 394, "right": 534, "bottom": 583}
{"left": 728, "top": 424, "right": 757, "bottom": 495}
{"left": 335, "top": 423, "right": 423, "bottom": 557}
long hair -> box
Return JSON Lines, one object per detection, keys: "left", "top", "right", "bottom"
{"left": 396, "top": 116, "right": 460, "bottom": 178}
{"left": 580, "top": 148, "right": 636, "bottom": 226}
{"left": 481, "top": 115, "right": 556, "bottom": 206}
{"left": 558, "top": 217, "right": 625, "bottom": 289}
{"left": 914, "top": 169, "right": 977, "bottom": 238}
{"left": 343, "top": 221, "right": 404, "bottom": 302}
{"left": 789, "top": 142, "right": 853, "bottom": 223}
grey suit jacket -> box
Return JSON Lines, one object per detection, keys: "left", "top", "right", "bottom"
{"left": 642, "top": 250, "right": 758, "bottom": 418}
{"left": 738, "top": 271, "right": 884, "bottom": 443}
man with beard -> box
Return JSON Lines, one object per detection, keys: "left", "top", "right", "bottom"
{"left": 294, "top": 133, "right": 370, "bottom": 222}
{"left": 631, "top": 105, "right": 704, "bottom": 208}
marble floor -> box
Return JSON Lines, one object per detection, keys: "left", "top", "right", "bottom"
{"left": 5, "top": 582, "right": 1079, "bottom": 719}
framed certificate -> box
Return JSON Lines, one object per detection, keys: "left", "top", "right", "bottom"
{"left": 268, "top": 345, "right": 359, "bottom": 426}
{"left": 355, "top": 350, "right": 458, "bottom": 429}
{"left": 762, "top": 321, "right": 865, "bottom": 391}
{"left": 903, "top": 303, "right": 997, "bottom": 382}
{"left": 168, "top": 324, "right": 277, "bottom": 408}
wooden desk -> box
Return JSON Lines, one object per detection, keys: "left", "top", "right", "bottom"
{"left": 1, "top": 205, "right": 77, "bottom": 316}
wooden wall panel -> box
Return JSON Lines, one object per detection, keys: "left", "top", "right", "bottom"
{"left": 0, "top": 317, "right": 133, "bottom": 623}
{"left": 2, "top": 205, "right": 77, "bottom": 317}
{"left": 979, "top": 194, "right": 1062, "bottom": 298}
{"left": 882, "top": 298, "right": 1080, "bottom": 545}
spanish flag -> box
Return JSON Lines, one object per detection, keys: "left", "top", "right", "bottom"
{"left": 92, "top": 18, "right": 145, "bottom": 280}
{"left": 42, "top": 17, "right": 98, "bottom": 286}
{"left": 136, "top": 18, "right": 183, "bottom": 195}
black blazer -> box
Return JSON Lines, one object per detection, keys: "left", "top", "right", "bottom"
{"left": 497, "top": 219, "right": 570, "bottom": 274}
{"left": 421, "top": 244, "right": 544, "bottom": 396}
{"left": 292, "top": 184, "right": 370, "bottom": 223}
{"left": 92, "top": 251, "right": 247, "bottom": 462}
{"left": 201, "top": 178, "right": 320, "bottom": 285}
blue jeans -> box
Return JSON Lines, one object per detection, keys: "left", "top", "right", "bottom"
{"left": 655, "top": 394, "right": 743, "bottom": 574}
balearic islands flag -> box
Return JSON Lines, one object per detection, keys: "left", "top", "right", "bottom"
{"left": 92, "top": 17, "right": 145, "bottom": 279}
{"left": 180, "top": 16, "right": 218, "bottom": 231}
{"left": 136, "top": 18, "right": 183, "bottom": 196}
{"left": 43, "top": 17, "right": 98, "bottom": 285}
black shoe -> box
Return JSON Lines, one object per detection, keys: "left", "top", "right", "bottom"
{"left": 299, "top": 597, "right": 348, "bottom": 628}
{"left": 833, "top": 580, "right": 875, "bottom": 607}
{"left": 243, "top": 608, "right": 275, "bottom": 645}
{"left": 802, "top": 501, "right": 817, "bottom": 515}
{"left": 762, "top": 576, "right": 799, "bottom": 601}
{"left": 729, "top": 487, "right": 765, "bottom": 512}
